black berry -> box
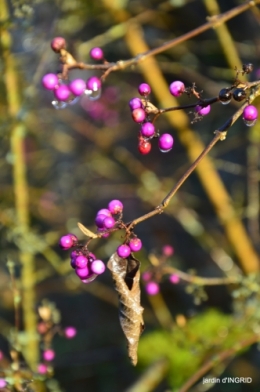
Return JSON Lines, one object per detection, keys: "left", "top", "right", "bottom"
{"left": 218, "top": 88, "right": 232, "bottom": 104}
{"left": 233, "top": 88, "right": 246, "bottom": 102}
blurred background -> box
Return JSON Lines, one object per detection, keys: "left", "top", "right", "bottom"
{"left": 0, "top": 0, "right": 260, "bottom": 391}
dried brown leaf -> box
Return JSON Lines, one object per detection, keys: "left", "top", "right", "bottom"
{"left": 77, "top": 222, "right": 98, "bottom": 238}
{"left": 107, "top": 252, "right": 144, "bottom": 365}
{"left": 141, "top": 99, "right": 159, "bottom": 114}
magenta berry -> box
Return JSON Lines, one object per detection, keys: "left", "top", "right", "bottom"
{"left": 97, "top": 228, "right": 110, "bottom": 238}
{"left": 54, "top": 84, "right": 70, "bottom": 101}
{"left": 0, "top": 379, "right": 7, "bottom": 388}
{"left": 138, "top": 83, "right": 151, "bottom": 96}
{"left": 59, "top": 234, "right": 77, "bottom": 250}
{"left": 51, "top": 37, "right": 66, "bottom": 53}
{"left": 142, "top": 271, "right": 152, "bottom": 281}
{"left": 86, "top": 76, "right": 101, "bottom": 91}
{"left": 162, "top": 245, "right": 174, "bottom": 256}
{"left": 75, "top": 255, "right": 88, "bottom": 269}
{"left": 95, "top": 213, "right": 107, "bottom": 228}
{"left": 69, "top": 78, "right": 86, "bottom": 96}
{"left": 90, "top": 47, "right": 104, "bottom": 60}
{"left": 103, "top": 216, "right": 115, "bottom": 229}
{"left": 117, "top": 244, "right": 131, "bottom": 258}
{"left": 88, "top": 252, "right": 96, "bottom": 261}
{"left": 243, "top": 105, "right": 258, "bottom": 123}
{"left": 97, "top": 208, "right": 112, "bottom": 217}
{"left": 91, "top": 259, "right": 106, "bottom": 275}
{"left": 64, "top": 326, "right": 77, "bottom": 339}
{"left": 75, "top": 266, "right": 90, "bottom": 279}
{"left": 37, "top": 363, "right": 48, "bottom": 374}
{"left": 141, "top": 122, "right": 155, "bottom": 138}
{"left": 195, "top": 105, "right": 211, "bottom": 116}
{"left": 169, "top": 80, "right": 185, "bottom": 97}
{"left": 108, "top": 199, "right": 123, "bottom": 214}
{"left": 129, "top": 238, "right": 142, "bottom": 252}
{"left": 132, "top": 108, "right": 146, "bottom": 123}
{"left": 42, "top": 73, "right": 59, "bottom": 90}
{"left": 169, "top": 274, "right": 180, "bottom": 284}
{"left": 158, "top": 133, "right": 174, "bottom": 152}
{"left": 129, "top": 97, "right": 142, "bottom": 111}
{"left": 43, "top": 349, "right": 55, "bottom": 362}
{"left": 145, "top": 281, "right": 159, "bottom": 296}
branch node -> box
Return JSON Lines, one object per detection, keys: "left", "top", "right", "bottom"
{"left": 214, "top": 130, "right": 227, "bottom": 141}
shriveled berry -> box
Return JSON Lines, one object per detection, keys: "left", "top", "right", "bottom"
{"left": 129, "top": 238, "right": 142, "bottom": 252}
{"left": 51, "top": 37, "right": 66, "bottom": 53}
{"left": 195, "top": 105, "right": 211, "bottom": 116}
{"left": 90, "top": 47, "right": 104, "bottom": 60}
{"left": 117, "top": 244, "right": 131, "bottom": 258}
{"left": 141, "top": 122, "right": 155, "bottom": 137}
{"left": 64, "top": 326, "right": 77, "bottom": 338}
{"left": 43, "top": 349, "right": 55, "bottom": 362}
{"left": 75, "top": 255, "right": 88, "bottom": 269}
{"left": 91, "top": 259, "right": 106, "bottom": 274}
{"left": 132, "top": 108, "right": 146, "bottom": 123}
{"left": 145, "top": 281, "right": 159, "bottom": 295}
{"left": 59, "top": 234, "right": 78, "bottom": 250}
{"left": 158, "top": 133, "right": 174, "bottom": 152}
{"left": 42, "top": 73, "right": 59, "bottom": 90}
{"left": 129, "top": 97, "right": 142, "bottom": 111}
{"left": 242, "top": 63, "right": 253, "bottom": 74}
{"left": 232, "top": 88, "right": 246, "bottom": 102}
{"left": 138, "top": 83, "right": 151, "bottom": 96}
{"left": 108, "top": 199, "right": 123, "bottom": 214}
{"left": 169, "top": 80, "right": 185, "bottom": 97}
{"left": 86, "top": 76, "right": 101, "bottom": 91}
{"left": 54, "top": 85, "right": 70, "bottom": 101}
{"left": 218, "top": 88, "right": 232, "bottom": 104}
{"left": 69, "top": 79, "right": 86, "bottom": 96}
{"left": 138, "top": 139, "right": 151, "bottom": 154}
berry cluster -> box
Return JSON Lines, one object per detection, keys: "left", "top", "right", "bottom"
{"left": 117, "top": 237, "right": 143, "bottom": 258}
{"left": 59, "top": 233, "right": 105, "bottom": 283}
{"left": 42, "top": 37, "right": 104, "bottom": 109}
{"left": 94, "top": 199, "right": 123, "bottom": 237}
{"left": 129, "top": 83, "right": 174, "bottom": 154}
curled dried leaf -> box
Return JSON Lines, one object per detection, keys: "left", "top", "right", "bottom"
{"left": 77, "top": 222, "right": 98, "bottom": 238}
{"left": 107, "top": 252, "right": 144, "bottom": 365}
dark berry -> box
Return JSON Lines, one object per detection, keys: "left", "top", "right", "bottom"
{"left": 242, "top": 63, "right": 253, "bottom": 74}
{"left": 218, "top": 88, "right": 232, "bottom": 104}
{"left": 233, "top": 88, "right": 246, "bottom": 102}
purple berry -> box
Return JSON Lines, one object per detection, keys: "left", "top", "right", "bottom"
{"left": 42, "top": 73, "right": 59, "bottom": 90}
{"left": 75, "top": 266, "right": 90, "bottom": 279}
{"left": 129, "top": 238, "right": 142, "bottom": 252}
{"left": 129, "top": 97, "right": 142, "bottom": 111}
{"left": 141, "top": 122, "right": 155, "bottom": 138}
{"left": 0, "top": 379, "right": 7, "bottom": 388}
{"left": 59, "top": 234, "right": 77, "bottom": 250}
{"left": 90, "top": 47, "right": 104, "bottom": 60}
{"left": 145, "top": 281, "right": 159, "bottom": 296}
{"left": 138, "top": 83, "right": 151, "bottom": 96}
{"left": 64, "top": 326, "right": 77, "bottom": 338}
{"left": 97, "top": 208, "right": 112, "bottom": 217}
{"left": 43, "top": 349, "right": 55, "bottom": 362}
{"left": 90, "top": 259, "right": 106, "bottom": 274}
{"left": 132, "top": 108, "right": 146, "bottom": 123}
{"left": 162, "top": 245, "right": 174, "bottom": 256}
{"left": 54, "top": 84, "right": 70, "bottom": 101}
{"left": 195, "top": 105, "right": 211, "bottom": 116}
{"left": 243, "top": 105, "right": 258, "bottom": 121}
{"left": 86, "top": 76, "right": 101, "bottom": 91}
{"left": 142, "top": 271, "right": 152, "bottom": 281}
{"left": 95, "top": 213, "right": 107, "bottom": 228}
{"left": 37, "top": 363, "right": 48, "bottom": 374}
{"left": 70, "top": 250, "right": 82, "bottom": 269}
{"left": 97, "top": 228, "right": 110, "bottom": 238}
{"left": 169, "top": 274, "right": 180, "bottom": 284}
{"left": 69, "top": 79, "right": 86, "bottom": 96}
{"left": 51, "top": 37, "right": 66, "bottom": 53}
{"left": 103, "top": 216, "right": 115, "bottom": 229}
{"left": 108, "top": 199, "right": 123, "bottom": 214}
{"left": 158, "top": 133, "right": 174, "bottom": 152}
{"left": 75, "top": 255, "right": 88, "bottom": 269}
{"left": 169, "top": 81, "right": 185, "bottom": 97}
{"left": 88, "top": 252, "right": 96, "bottom": 261}
{"left": 117, "top": 244, "right": 131, "bottom": 258}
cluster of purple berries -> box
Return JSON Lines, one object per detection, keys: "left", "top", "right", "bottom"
{"left": 59, "top": 233, "right": 105, "bottom": 283}
{"left": 42, "top": 37, "right": 104, "bottom": 109}
{"left": 129, "top": 83, "right": 174, "bottom": 154}
{"left": 94, "top": 199, "right": 123, "bottom": 237}
{"left": 117, "top": 237, "right": 143, "bottom": 258}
